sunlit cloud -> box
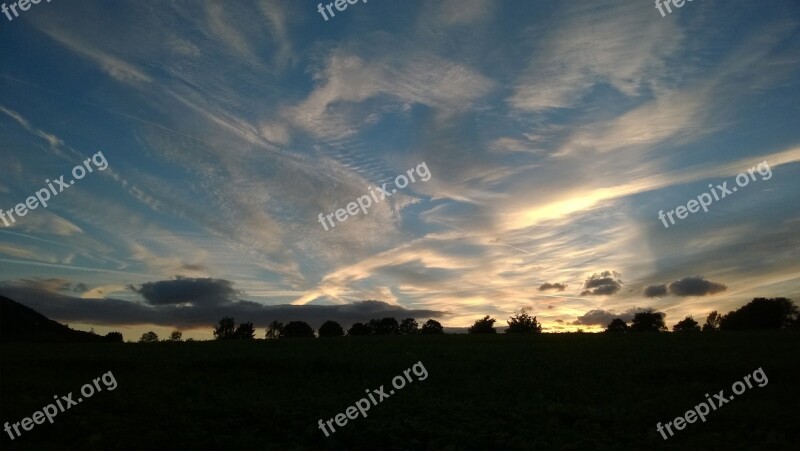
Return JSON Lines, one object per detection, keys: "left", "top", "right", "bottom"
{"left": 1, "top": 0, "right": 798, "bottom": 337}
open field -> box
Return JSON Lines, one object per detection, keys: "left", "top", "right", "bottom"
{"left": 1, "top": 332, "right": 799, "bottom": 450}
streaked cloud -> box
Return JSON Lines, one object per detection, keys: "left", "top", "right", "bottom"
{"left": 1, "top": 0, "right": 798, "bottom": 338}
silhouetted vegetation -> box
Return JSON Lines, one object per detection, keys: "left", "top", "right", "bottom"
{"left": 265, "top": 320, "right": 283, "bottom": 339}
{"left": 420, "top": 319, "right": 444, "bottom": 335}
{"left": 468, "top": 315, "right": 497, "bottom": 334}
{"left": 4, "top": 295, "right": 797, "bottom": 349}
{"left": 347, "top": 322, "right": 372, "bottom": 336}
{"left": 630, "top": 310, "right": 667, "bottom": 332}
{"left": 370, "top": 317, "right": 400, "bottom": 335}
{"left": 673, "top": 316, "right": 701, "bottom": 332}
{"left": 719, "top": 297, "right": 798, "bottom": 330}
{"left": 399, "top": 318, "right": 419, "bottom": 335}
{"left": 702, "top": 310, "right": 722, "bottom": 332}
{"left": 318, "top": 320, "right": 344, "bottom": 337}
{"left": 105, "top": 331, "right": 124, "bottom": 342}
{"left": 505, "top": 309, "right": 542, "bottom": 334}
{"left": 139, "top": 331, "right": 159, "bottom": 343}
{"left": 280, "top": 321, "right": 315, "bottom": 338}
{"left": 213, "top": 316, "right": 236, "bottom": 340}
{"left": 605, "top": 318, "right": 629, "bottom": 333}
{"left": 212, "top": 317, "right": 255, "bottom": 339}
{"left": 233, "top": 322, "right": 256, "bottom": 339}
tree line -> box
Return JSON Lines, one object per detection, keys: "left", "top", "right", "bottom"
{"left": 136, "top": 297, "right": 798, "bottom": 342}
{"left": 205, "top": 309, "right": 543, "bottom": 340}
{"left": 604, "top": 297, "right": 798, "bottom": 333}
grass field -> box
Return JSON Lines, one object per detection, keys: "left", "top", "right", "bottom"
{"left": 1, "top": 332, "right": 798, "bottom": 450}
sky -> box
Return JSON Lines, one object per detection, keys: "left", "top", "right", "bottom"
{"left": 1, "top": 0, "right": 798, "bottom": 340}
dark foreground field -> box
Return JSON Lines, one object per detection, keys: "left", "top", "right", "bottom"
{"left": 1, "top": 332, "right": 798, "bottom": 450}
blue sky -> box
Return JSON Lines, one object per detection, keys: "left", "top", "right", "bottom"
{"left": 1, "top": 0, "right": 798, "bottom": 339}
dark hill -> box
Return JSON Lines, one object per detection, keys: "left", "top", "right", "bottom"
{"left": 0, "top": 296, "right": 115, "bottom": 343}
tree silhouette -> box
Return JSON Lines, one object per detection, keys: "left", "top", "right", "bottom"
{"left": 605, "top": 318, "right": 629, "bottom": 333}
{"left": 169, "top": 330, "right": 182, "bottom": 341}
{"left": 265, "top": 321, "right": 284, "bottom": 339}
{"left": 399, "top": 318, "right": 419, "bottom": 335}
{"left": 318, "top": 320, "right": 345, "bottom": 337}
{"left": 280, "top": 321, "right": 315, "bottom": 338}
{"left": 720, "top": 297, "right": 798, "bottom": 330}
{"left": 673, "top": 316, "right": 701, "bottom": 332}
{"left": 420, "top": 319, "right": 444, "bottom": 334}
{"left": 348, "top": 322, "right": 372, "bottom": 336}
{"left": 213, "top": 317, "right": 236, "bottom": 340}
{"left": 630, "top": 310, "right": 667, "bottom": 332}
{"left": 702, "top": 311, "right": 722, "bottom": 332}
{"left": 468, "top": 315, "right": 497, "bottom": 334}
{"left": 233, "top": 322, "right": 256, "bottom": 339}
{"left": 139, "top": 331, "right": 159, "bottom": 343}
{"left": 505, "top": 309, "right": 542, "bottom": 334}
{"left": 372, "top": 317, "right": 400, "bottom": 335}
{"left": 105, "top": 331, "right": 124, "bottom": 342}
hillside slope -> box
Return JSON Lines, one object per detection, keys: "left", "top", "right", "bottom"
{"left": 0, "top": 296, "right": 110, "bottom": 343}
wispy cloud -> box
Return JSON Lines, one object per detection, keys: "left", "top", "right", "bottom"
{"left": 1, "top": 0, "right": 798, "bottom": 336}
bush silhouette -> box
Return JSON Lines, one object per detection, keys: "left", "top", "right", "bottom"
{"left": 265, "top": 321, "right": 283, "bottom": 339}
{"left": 399, "top": 318, "right": 419, "bottom": 335}
{"left": 630, "top": 310, "right": 667, "bottom": 332}
{"left": 105, "top": 331, "right": 124, "bottom": 342}
{"left": 371, "top": 317, "right": 400, "bottom": 335}
{"left": 420, "top": 319, "right": 444, "bottom": 335}
{"left": 139, "top": 331, "right": 159, "bottom": 343}
{"left": 673, "top": 316, "right": 701, "bottom": 332}
{"left": 605, "top": 318, "right": 629, "bottom": 333}
{"left": 468, "top": 316, "right": 496, "bottom": 334}
{"left": 233, "top": 322, "right": 256, "bottom": 339}
{"left": 318, "top": 320, "right": 345, "bottom": 337}
{"left": 347, "top": 322, "right": 372, "bottom": 336}
{"left": 213, "top": 317, "right": 236, "bottom": 340}
{"left": 280, "top": 321, "right": 315, "bottom": 338}
{"left": 720, "top": 298, "right": 798, "bottom": 330}
{"left": 702, "top": 311, "right": 722, "bottom": 332}
{"left": 505, "top": 309, "right": 542, "bottom": 334}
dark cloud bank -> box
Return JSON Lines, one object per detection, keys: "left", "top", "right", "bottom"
{"left": 572, "top": 307, "right": 653, "bottom": 326}
{"left": 644, "top": 276, "right": 727, "bottom": 298}
{"left": 0, "top": 278, "right": 444, "bottom": 330}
